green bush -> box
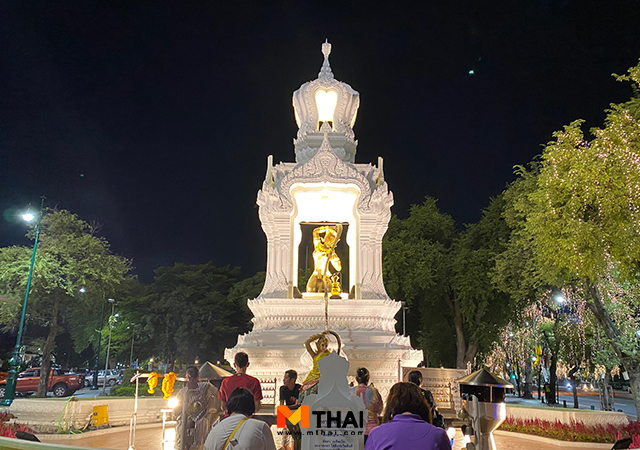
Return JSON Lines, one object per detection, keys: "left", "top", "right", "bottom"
{"left": 110, "top": 385, "right": 136, "bottom": 396}
{"left": 120, "top": 369, "right": 136, "bottom": 388}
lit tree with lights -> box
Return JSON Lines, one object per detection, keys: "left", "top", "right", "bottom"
{"left": 508, "top": 61, "right": 640, "bottom": 415}
{"left": 485, "top": 294, "right": 598, "bottom": 407}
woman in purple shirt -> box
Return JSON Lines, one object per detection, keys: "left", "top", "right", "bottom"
{"left": 365, "top": 382, "right": 451, "bottom": 450}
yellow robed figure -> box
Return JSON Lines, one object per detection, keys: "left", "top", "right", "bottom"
{"left": 306, "top": 224, "right": 343, "bottom": 293}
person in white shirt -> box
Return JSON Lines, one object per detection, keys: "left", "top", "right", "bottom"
{"left": 204, "top": 387, "right": 276, "bottom": 450}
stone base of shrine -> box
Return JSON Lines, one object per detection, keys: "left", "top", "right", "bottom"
{"left": 225, "top": 297, "right": 423, "bottom": 401}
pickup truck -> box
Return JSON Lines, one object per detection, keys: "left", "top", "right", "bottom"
{"left": 0, "top": 368, "right": 83, "bottom": 398}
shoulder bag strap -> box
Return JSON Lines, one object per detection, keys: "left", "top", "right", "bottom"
{"left": 222, "top": 416, "right": 249, "bottom": 450}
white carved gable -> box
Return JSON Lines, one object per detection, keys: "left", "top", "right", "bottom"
{"left": 278, "top": 129, "right": 375, "bottom": 213}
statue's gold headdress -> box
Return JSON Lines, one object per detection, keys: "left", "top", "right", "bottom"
{"left": 316, "top": 334, "right": 329, "bottom": 350}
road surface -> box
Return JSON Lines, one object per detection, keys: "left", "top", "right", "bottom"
{"left": 507, "top": 390, "right": 637, "bottom": 419}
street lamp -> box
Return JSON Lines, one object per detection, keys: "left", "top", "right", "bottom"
{"left": 101, "top": 298, "right": 116, "bottom": 395}
{"left": 1, "top": 198, "right": 45, "bottom": 406}
{"left": 128, "top": 324, "right": 139, "bottom": 368}
{"left": 78, "top": 286, "right": 106, "bottom": 391}
{"left": 401, "top": 301, "right": 408, "bottom": 336}
{"left": 92, "top": 292, "right": 107, "bottom": 390}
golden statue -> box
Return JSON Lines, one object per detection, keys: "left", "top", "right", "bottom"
{"left": 306, "top": 224, "right": 343, "bottom": 293}
{"left": 300, "top": 330, "right": 342, "bottom": 399}
{"left": 330, "top": 273, "right": 341, "bottom": 298}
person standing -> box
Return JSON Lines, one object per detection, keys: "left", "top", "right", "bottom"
{"left": 279, "top": 370, "right": 301, "bottom": 450}
{"left": 349, "top": 367, "right": 383, "bottom": 444}
{"left": 204, "top": 388, "right": 276, "bottom": 450}
{"left": 408, "top": 370, "right": 444, "bottom": 429}
{"left": 175, "top": 365, "right": 220, "bottom": 450}
{"left": 218, "top": 352, "right": 263, "bottom": 416}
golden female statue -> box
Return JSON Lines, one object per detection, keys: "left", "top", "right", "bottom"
{"left": 306, "top": 224, "right": 343, "bottom": 293}
{"left": 300, "top": 330, "right": 342, "bottom": 398}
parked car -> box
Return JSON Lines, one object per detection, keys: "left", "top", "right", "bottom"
{"left": 611, "top": 378, "right": 631, "bottom": 391}
{"left": 84, "top": 369, "right": 120, "bottom": 387}
{"left": 0, "top": 368, "right": 83, "bottom": 398}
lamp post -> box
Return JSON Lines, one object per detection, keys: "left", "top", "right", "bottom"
{"left": 401, "top": 301, "right": 407, "bottom": 336}
{"left": 101, "top": 298, "right": 116, "bottom": 395}
{"left": 128, "top": 324, "right": 139, "bottom": 368}
{"left": 92, "top": 293, "right": 107, "bottom": 390}
{"left": 1, "top": 198, "right": 45, "bottom": 406}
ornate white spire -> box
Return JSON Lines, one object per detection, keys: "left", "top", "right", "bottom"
{"left": 292, "top": 41, "right": 360, "bottom": 164}
{"left": 318, "top": 39, "right": 334, "bottom": 80}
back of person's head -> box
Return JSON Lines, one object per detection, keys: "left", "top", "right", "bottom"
{"left": 285, "top": 369, "right": 297, "bottom": 381}
{"left": 408, "top": 370, "right": 423, "bottom": 387}
{"left": 382, "top": 382, "right": 432, "bottom": 424}
{"left": 185, "top": 365, "right": 199, "bottom": 379}
{"left": 355, "top": 367, "right": 370, "bottom": 385}
{"left": 234, "top": 352, "right": 249, "bottom": 369}
{"left": 226, "top": 387, "right": 255, "bottom": 416}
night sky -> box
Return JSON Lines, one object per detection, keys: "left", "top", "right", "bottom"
{"left": 1, "top": 1, "right": 639, "bottom": 283}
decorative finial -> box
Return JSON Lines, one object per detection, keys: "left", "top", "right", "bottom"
{"left": 322, "top": 39, "right": 331, "bottom": 58}
{"left": 320, "top": 122, "right": 332, "bottom": 134}
{"left": 318, "top": 39, "right": 334, "bottom": 80}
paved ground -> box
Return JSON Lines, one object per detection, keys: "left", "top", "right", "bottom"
{"left": 40, "top": 425, "right": 613, "bottom": 450}
{"left": 32, "top": 388, "right": 631, "bottom": 449}
{"left": 39, "top": 424, "right": 162, "bottom": 450}
{"left": 58, "top": 387, "right": 637, "bottom": 419}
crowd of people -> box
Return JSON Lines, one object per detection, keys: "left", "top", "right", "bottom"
{"left": 175, "top": 340, "right": 450, "bottom": 450}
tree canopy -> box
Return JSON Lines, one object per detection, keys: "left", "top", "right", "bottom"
{"left": 0, "top": 209, "right": 131, "bottom": 396}
{"left": 115, "top": 263, "right": 261, "bottom": 368}
{"left": 383, "top": 196, "right": 514, "bottom": 368}
{"left": 499, "top": 61, "right": 640, "bottom": 416}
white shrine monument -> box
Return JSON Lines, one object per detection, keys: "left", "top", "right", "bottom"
{"left": 225, "top": 42, "right": 423, "bottom": 398}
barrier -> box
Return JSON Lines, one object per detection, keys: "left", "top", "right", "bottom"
{"left": 4, "top": 397, "right": 167, "bottom": 433}
{"left": 0, "top": 436, "right": 107, "bottom": 450}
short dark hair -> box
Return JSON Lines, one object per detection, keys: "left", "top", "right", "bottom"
{"left": 234, "top": 352, "right": 249, "bottom": 368}
{"left": 227, "top": 387, "right": 256, "bottom": 416}
{"left": 382, "top": 382, "right": 432, "bottom": 424}
{"left": 408, "top": 370, "right": 423, "bottom": 386}
{"left": 355, "top": 367, "right": 370, "bottom": 385}
{"left": 285, "top": 369, "right": 297, "bottom": 381}
{"left": 186, "top": 365, "right": 199, "bottom": 379}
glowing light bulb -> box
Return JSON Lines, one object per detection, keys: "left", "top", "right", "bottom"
{"left": 315, "top": 90, "right": 338, "bottom": 123}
